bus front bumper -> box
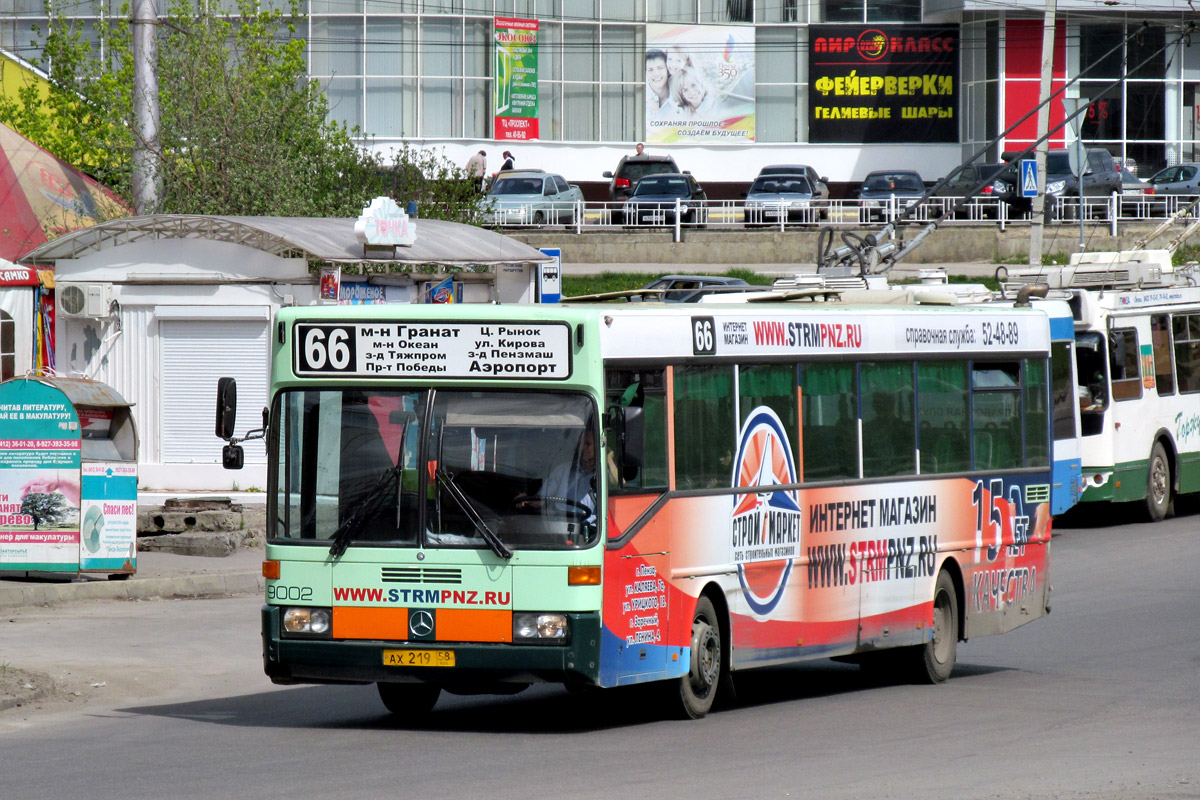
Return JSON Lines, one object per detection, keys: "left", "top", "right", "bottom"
{"left": 261, "top": 605, "right": 602, "bottom": 688}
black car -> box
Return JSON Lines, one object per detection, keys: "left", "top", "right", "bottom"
{"left": 603, "top": 154, "right": 681, "bottom": 202}
{"left": 639, "top": 275, "right": 755, "bottom": 302}
{"left": 999, "top": 148, "right": 1122, "bottom": 219}
{"left": 622, "top": 173, "right": 707, "bottom": 227}
{"left": 931, "top": 163, "right": 1009, "bottom": 219}
{"left": 856, "top": 170, "right": 926, "bottom": 222}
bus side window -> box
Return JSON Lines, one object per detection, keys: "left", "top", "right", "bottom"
{"left": 800, "top": 363, "right": 857, "bottom": 481}
{"left": 1151, "top": 314, "right": 1175, "bottom": 396}
{"left": 674, "top": 365, "right": 735, "bottom": 489}
{"left": 1109, "top": 328, "right": 1143, "bottom": 401}
{"left": 605, "top": 369, "right": 668, "bottom": 491}
{"left": 1174, "top": 313, "right": 1200, "bottom": 394}
{"left": 860, "top": 361, "right": 915, "bottom": 478}
{"left": 918, "top": 361, "right": 969, "bottom": 474}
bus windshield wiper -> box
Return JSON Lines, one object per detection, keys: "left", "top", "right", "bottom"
{"left": 436, "top": 466, "right": 513, "bottom": 560}
{"left": 328, "top": 465, "right": 400, "bottom": 559}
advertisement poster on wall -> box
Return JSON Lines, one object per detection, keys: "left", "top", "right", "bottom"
{"left": 808, "top": 25, "right": 959, "bottom": 143}
{"left": 494, "top": 17, "right": 539, "bottom": 140}
{"left": 645, "top": 24, "right": 755, "bottom": 144}
{"left": 0, "top": 380, "right": 81, "bottom": 571}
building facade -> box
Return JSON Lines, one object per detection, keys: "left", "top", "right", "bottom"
{"left": 1, "top": 0, "right": 1196, "bottom": 186}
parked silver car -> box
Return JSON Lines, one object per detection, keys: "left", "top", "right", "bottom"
{"left": 481, "top": 170, "right": 584, "bottom": 226}
{"left": 1145, "top": 163, "right": 1200, "bottom": 195}
{"left": 743, "top": 175, "right": 818, "bottom": 226}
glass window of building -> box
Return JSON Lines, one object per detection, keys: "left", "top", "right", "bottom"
{"left": 823, "top": 0, "right": 919, "bottom": 23}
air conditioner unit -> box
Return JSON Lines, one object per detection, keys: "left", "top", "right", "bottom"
{"left": 59, "top": 283, "right": 113, "bottom": 318}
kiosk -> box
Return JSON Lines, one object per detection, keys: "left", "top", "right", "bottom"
{"left": 0, "top": 377, "right": 138, "bottom": 578}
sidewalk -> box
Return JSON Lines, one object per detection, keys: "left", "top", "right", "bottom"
{"left": 0, "top": 495, "right": 267, "bottom": 609}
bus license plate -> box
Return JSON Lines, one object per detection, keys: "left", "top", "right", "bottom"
{"left": 383, "top": 649, "right": 455, "bottom": 668}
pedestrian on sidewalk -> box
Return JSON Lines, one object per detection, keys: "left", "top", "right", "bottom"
{"left": 500, "top": 151, "right": 515, "bottom": 172}
{"left": 465, "top": 150, "right": 487, "bottom": 192}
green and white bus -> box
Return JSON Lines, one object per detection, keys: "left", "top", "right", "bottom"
{"left": 217, "top": 296, "right": 1055, "bottom": 719}
{"left": 1004, "top": 252, "right": 1200, "bottom": 520}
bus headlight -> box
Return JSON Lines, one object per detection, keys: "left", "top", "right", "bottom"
{"left": 282, "top": 607, "right": 332, "bottom": 638}
{"left": 513, "top": 612, "right": 568, "bottom": 641}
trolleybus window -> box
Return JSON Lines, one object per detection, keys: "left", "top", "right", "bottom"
{"left": 1050, "top": 341, "right": 1078, "bottom": 440}
{"left": 1109, "top": 328, "right": 1143, "bottom": 401}
{"left": 1172, "top": 313, "right": 1200, "bottom": 394}
{"left": 1151, "top": 314, "right": 1174, "bottom": 396}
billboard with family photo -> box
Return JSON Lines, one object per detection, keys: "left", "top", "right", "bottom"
{"left": 645, "top": 24, "right": 755, "bottom": 144}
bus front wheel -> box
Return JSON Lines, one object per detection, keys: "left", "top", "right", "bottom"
{"left": 676, "top": 595, "right": 723, "bottom": 719}
{"left": 911, "top": 570, "right": 958, "bottom": 684}
{"left": 377, "top": 682, "right": 441, "bottom": 716}
{"left": 1145, "top": 441, "right": 1172, "bottom": 522}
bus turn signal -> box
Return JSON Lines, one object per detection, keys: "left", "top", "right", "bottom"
{"left": 568, "top": 566, "right": 601, "bottom": 585}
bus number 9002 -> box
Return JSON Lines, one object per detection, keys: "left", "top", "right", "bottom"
{"left": 297, "top": 324, "right": 358, "bottom": 372}
{"left": 266, "top": 585, "right": 313, "bottom": 602}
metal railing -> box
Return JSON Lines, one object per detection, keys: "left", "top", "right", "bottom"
{"left": 475, "top": 195, "right": 1200, "bottom": 240}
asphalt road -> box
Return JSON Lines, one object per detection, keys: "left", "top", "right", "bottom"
{"left": 1, "top": 506, "right": 1197, "bottom": 800}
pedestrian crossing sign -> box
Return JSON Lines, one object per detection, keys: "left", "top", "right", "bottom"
{"left": 1020, "top": 159, "right": 1038, "bottom": 198}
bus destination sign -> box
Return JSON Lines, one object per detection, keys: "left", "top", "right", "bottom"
{"left": 293, "top": 321, "right": 572, "bottom": 379}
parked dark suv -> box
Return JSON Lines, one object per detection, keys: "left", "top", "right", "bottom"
{"left": 999, "top": 148, "right": 1122, "bottom": 219}
{"left": 604, "top": 154, "right": 681, "bottom": 201}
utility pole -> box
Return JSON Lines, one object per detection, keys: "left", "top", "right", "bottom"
{"left": 131, "top": 0, "right": 161, "bottom": 215}
{"left": 1028, "top": 0, "right": 1056, "bottom": 266}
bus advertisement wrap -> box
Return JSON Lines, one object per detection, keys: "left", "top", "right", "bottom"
{"left": 246, "top": 302, "right": 1058, "bottom": 719}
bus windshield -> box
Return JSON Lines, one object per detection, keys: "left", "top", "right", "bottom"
{"left": 273, "top": 389, "right": 599, "bottom": 550}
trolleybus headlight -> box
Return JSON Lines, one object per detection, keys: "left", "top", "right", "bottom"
{"left": 513, "top": 612, "right": 568, "bottom": 641}
{"left": 282, "top": 607, "right": 332, "bottom": 638}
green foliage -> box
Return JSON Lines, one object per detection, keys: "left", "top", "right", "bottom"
{"left": 19, "top": 492, "right": 68, "bottom": 530}
{"left": 1173, "top": 244, "right": 1200, "bottom": 265}
{"left": 0, "top": 0, "right": 476, "bottom": 220}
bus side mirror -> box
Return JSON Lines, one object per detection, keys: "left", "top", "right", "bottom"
{"left": 216, "top": 377, "right": 238, "bottom": 440}
{"left": 223, "top": 444, "right": 245, "bottom": 470}
{"left": 613, "top": 406, "right": 644, "bottom": 475}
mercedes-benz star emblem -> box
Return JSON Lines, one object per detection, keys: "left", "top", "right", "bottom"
{"left": 409, "top": 610, "right": 434, "bottom": 638}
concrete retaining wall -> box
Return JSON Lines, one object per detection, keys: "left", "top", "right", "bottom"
{"left": 511, "top": 222, "right": 1173, "bottom": 267}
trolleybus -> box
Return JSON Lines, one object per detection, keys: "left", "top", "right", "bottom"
{"left": 1004, "top": 251, "right": 1200, "bottom": 521}
{"left": 217, "top": 296, "right": 1055, "bottom": 719}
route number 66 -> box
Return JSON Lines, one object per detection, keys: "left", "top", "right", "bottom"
{"left": 692, "top": 316, "right": 716, "bottom": 356}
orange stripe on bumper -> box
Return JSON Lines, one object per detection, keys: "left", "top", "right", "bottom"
{"left": 333, "top": 606, "right": 409, "bottom": 640}
{"left": 436, "top": 608, "right": 512, "bottom": 643}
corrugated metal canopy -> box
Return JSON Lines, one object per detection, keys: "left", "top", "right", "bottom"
{"left": 20, "top": 214, "right": 553, "bottom": 268}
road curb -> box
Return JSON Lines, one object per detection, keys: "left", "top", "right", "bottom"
{"left": 0, "top": 573, "right": 265, "bottom": 609}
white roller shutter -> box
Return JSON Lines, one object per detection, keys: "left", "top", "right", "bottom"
{"left": 160, "top": 318, "right": 269, "bottom": 464}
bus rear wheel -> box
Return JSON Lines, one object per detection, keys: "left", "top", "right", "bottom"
{"left": 909, "top": 570, "right": 958, "bottom": 684}
{"left": 676, "top": 595, "right": 723, "bottom": 719}
{"left": 377, "top": 682, "right": 441, "bottom": 716}
{"left": 1145, "top": 441, "right": 1172, "bottom": 522}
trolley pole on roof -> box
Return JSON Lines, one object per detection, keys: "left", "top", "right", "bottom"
{"left": 132, "top": 0, "right": 161, "bottom": 215}
{"left": 1028, "top": 0, "right": 1056, "bottom": 266}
